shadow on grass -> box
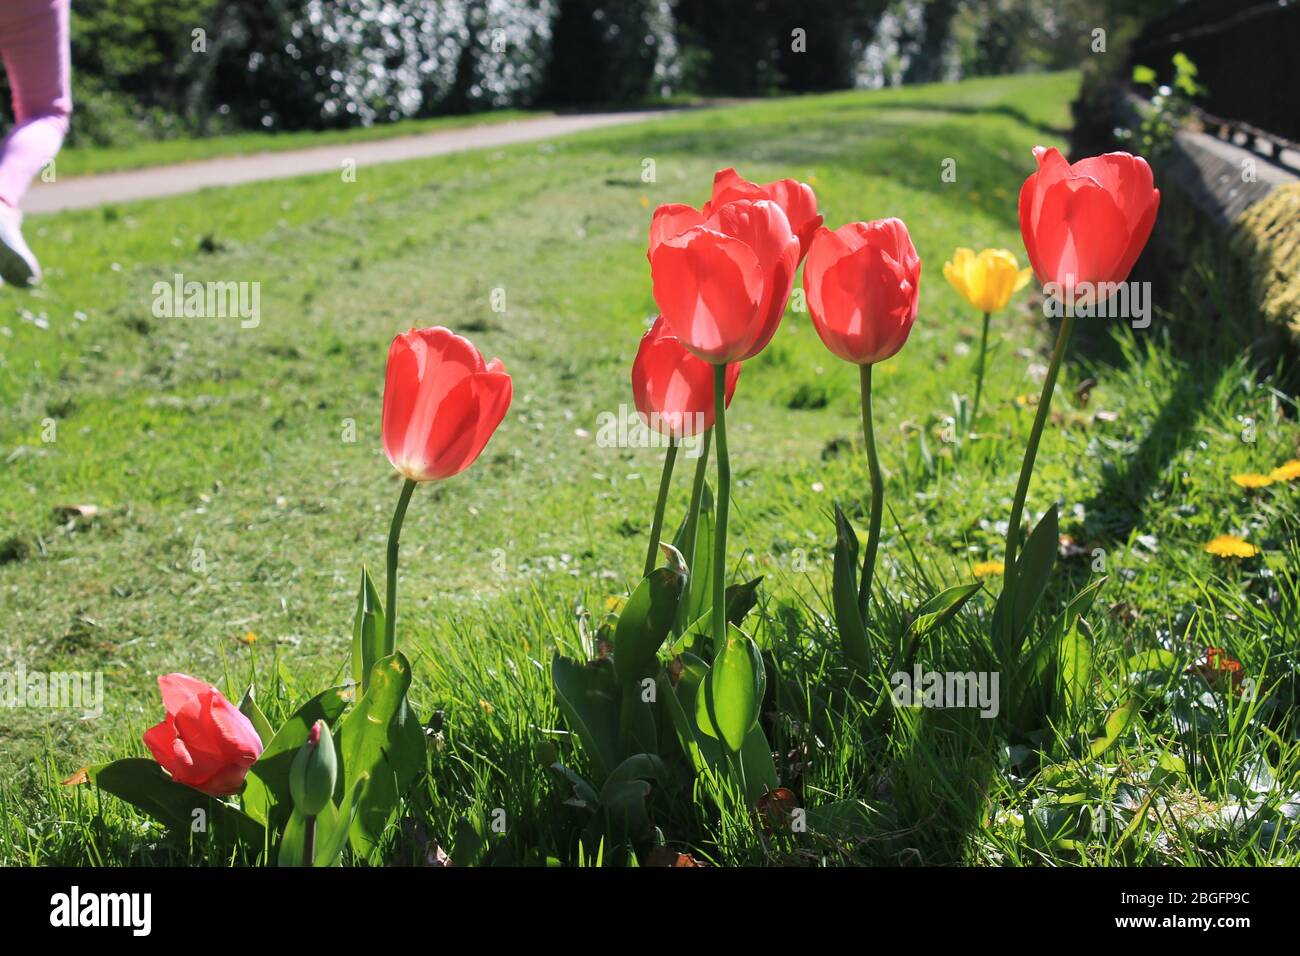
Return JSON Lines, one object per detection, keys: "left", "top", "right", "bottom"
{"left": 851, "top": 99, "right": 1071, "bottom": 139}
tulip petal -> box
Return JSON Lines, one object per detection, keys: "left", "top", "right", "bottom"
{"left": 1072, "top": 153, "right": 1155, "bottom": 236}
{"left": 651, "top": 226, "right": 764, "bottom": 364}
{"left": 1020, "top": 146, "right": 1160, "bottom": 292}
{"left": 207, "top": 693, "right": 265, "bottom": 762}
{"left": 157, "top": 673, "right": 210, "bottom": 717}
{"left": 762, "top": 178, "right": 823, "bottom": 260}
{"left": 383, "top": 328, "right": 509, "bottom": 482}
{"left": 632, "top": 316, "right": 738, "bottom": 438}
{"left": 805, "top": 218, "right": 920, "bottom": 365}
{"left": 1034, "top": 177, "right": 1130, "bottom": 292}
{"left": 143, "top": 718, "right": 192, "bottom": 778}
{"left": 708, "top": 199, "right": 799, "bottom": 358}
{"left": 702, "top": 167, "right": 766, "bottom": 218}
{"left": 413, "top": 369, "right": 513, "bottom": 481}
{"left": 648, "top": 203, "right": 706, "bottom": 259}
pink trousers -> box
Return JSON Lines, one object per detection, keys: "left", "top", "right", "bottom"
{"left": 0, "top": 0, "right": 70, "bottom": 208}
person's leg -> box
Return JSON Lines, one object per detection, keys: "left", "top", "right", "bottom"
{"left": 0, "top": 0, "right": 70, "bottom": 285}
{"left": 0, "top": 0, "right": 72, "bottom": 208}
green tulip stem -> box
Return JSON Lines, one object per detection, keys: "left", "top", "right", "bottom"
{"left": 676, "top": 427, "right": 712, "bottom": 632}
{"left": 1004, "top": 308, "right": 1076, "bottom": 582}
{"left": 643, "top": 440, "right": 679, "bottom": 578}
{"left": 728, "top": 746, "right": 748, "bottom": 801}
{"left": 680, "top": 428, "right": 712, "bottom": 564}
{"left": 303, "top": 814, "right": 317, "bottom": 868}
{"left": 384, "top": 477, "right": 418, "bottom": 656}
{"left": 711, "top": 365, "right": 731, "bottom": 654}
{"left": 857, "top": 363, "right": 884, "bottom": 618}
{"left": 971, "top": 311, "right": 991, "bottom": 423}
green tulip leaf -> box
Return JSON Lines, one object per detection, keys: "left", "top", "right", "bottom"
{"left": 906, "top": 582, "right": 982, "bottom": 642}
{"left": 1058, "top": 615, "right": 1094, "bottom": 718}
{"left": 672, "top": 481, "right": 715, "bottom": 627}
{"left": 337, "top": 652, "right": 425, "bottom": 854}
{"left": 1088, "top": 698, "right": 1140, "bottom": 759}
{"left": 672, "top": 578, "right": 764, "bottom": 655}
{"left": 613, "top": 563, "right": 686, "bottom": 685}
{"left": 832, "top": 505, "right": 872, "bottom": 673}
{"left": 238, "top": 685, "right": 274, "bottom": 750}
{"left": 725, "top": 576, "right": 764, "bottom": 628}
{"left": 90, "top": 758, "right": 265, "bottom": 847}
{"left": 662, "top": 654, "right": 776, "bottom": 805}
{"left": 994, "top": 502, "right": 1058, "bottom": 662}
{"left": 351, "top": 565, "right": 386, "bottom": 693}
{"left": 551, "top": 653, "right": 621, "bottom": 782}
{"left": 243, "top": 684, "right": 350, "bottom": 826}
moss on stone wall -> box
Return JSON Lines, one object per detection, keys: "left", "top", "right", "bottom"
{"left": 1231, "top": 183, "right": 1300, "bottom": 346}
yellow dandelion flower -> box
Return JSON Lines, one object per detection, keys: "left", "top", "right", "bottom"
{"left": 1203, "top": 535, "right": 1259, "bottom": 558}
{"left": 1269, "top": 459, "right": 1300, "bottom": 482}
{"left": 237, "top": 630, "right": 257, "bottom": 645}
{"left": 639, "top": 194, "right": 651, "bottom": 209}
{"left": 1231, "top": 473, "right": 1273, "bottom": 489}
{"left": 972, "top": 560, "right": 1005, "bottom": 578}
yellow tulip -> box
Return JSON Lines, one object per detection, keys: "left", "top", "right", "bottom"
{"left": 943, "top": 247, "right": 1033, "bottom": 313}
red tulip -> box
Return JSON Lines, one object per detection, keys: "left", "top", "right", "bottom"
{"left": 650, "top": 198, "right": 799, "bottom": 364}
{"left": 632, "top": 315, "right": 740, "bottom": 439}
{"left": 702, "top": 168, "right": 823, "bottom": 261}
{"left": 382, "top": 327, "right": 512, "bottom": 482}
{"left": 804, "top": 218, "right": 921, "bottom": 365}
{"left": 1019, "top": 147, "right": 1159, "bottom": 296}
{"left": 142, "top": 674, "right": 264, "bottom": 796}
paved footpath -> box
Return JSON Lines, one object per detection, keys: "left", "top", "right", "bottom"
{"left": 25, "top": 111, "right": 666, "bottom": 215}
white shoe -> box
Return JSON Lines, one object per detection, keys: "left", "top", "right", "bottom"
{"left": 0, "top": 203, "right": 40, "bottom": 287}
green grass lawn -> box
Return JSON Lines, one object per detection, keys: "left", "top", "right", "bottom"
{"left": 2, "top": 70, "right": 1298, "bottom": 865}
{"left": 55, "top": 109, "right": 542, "bottom": 177}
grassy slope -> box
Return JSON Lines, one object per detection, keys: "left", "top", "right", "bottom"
{"left": 2, "top": 71, "right": 1298, "bottom": 865}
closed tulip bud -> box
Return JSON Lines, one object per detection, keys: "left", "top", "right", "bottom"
{"left": 632, "top": 315, "right": 739, "bottom": 439}
{"left": 1018, "top": 147, "right": 1159, "bottom": 297}
{"left": 382, "top": 327, "right": 512, "bottom": 482}
{"left": 289, "top": 720, "right": 336, "bottom": 817}
{"left": 804, "top": 217, "right": 921, "bottom": 366}
{"left": 943, "top": 248, "right": 1032, "bottom": 313}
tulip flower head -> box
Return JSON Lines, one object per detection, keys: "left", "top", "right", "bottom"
{"left": 650, "top": 198, "right": 800, "bottom": 364}
{"left": 701, "top": 167, "right": 823, "bottom": 261}
{"left": 1019, "top": 147, "right": 1159, "bottom": 299}
{"left": 632, "top": 315, "right": 740, "bottom": 439}
{"left": 142, "top": 674, "right": 264, "bottom": 796}
{"left": 804, "top": 217, "right": 921, "bottom": 366}
{"left": 943, "top": 248, "right": 1032, "bottom": 313}
{"left": 382, "top": 327, "right": 512, "bottom": 482}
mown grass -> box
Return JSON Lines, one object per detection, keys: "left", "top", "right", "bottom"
{"left": 2, "top": 70, "right": 1298, "bottom": 865}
